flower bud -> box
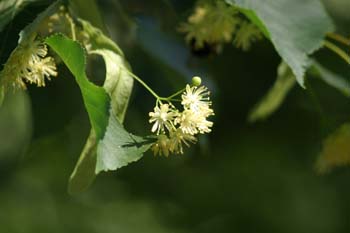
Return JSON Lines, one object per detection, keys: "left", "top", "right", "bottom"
{"left": 191, "top": 76, "right": 202, "bottom": 86}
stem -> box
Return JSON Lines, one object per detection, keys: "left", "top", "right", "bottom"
{"left": 123, "top": 69, "right": 160, "bottom": 99}
{"left": 323, "top": 40, "right": 350, "bottom": 64}
{"left": 166, "top": 88, "right": 186, "bottom": 100}
{"left": 123, "top": 69, "right": 187, "bottom": 103}
{"left": 326, "top": 32, "right": 350, "bottom": 46}
{"left": 68, "top": 16, "right": 76, "bottom": 41}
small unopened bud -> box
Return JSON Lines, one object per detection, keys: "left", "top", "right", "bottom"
{"left": 192, "top": 76, "right": 202, "bottom": 86}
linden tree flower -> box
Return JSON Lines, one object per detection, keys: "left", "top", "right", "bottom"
{"left": 0, "top": 38, "right": 57, "bottom": 90}
{"left": 175, "top": 109, "right": 199, "bottom": 135}
{"left": 178, "top": 1, "right": 240, "bottom": 49}
{"left": 148, "top": 77, "right": 214, "bottom": 156}
{"left": 176, "top": 108, "right": 213, "bottom": 135}
{"left": 169, "top": 128, "right": 197, "bottom": 154}
{"left": 152, "top": 134, "right": 171, "bottom": 157}
{"left": 182, "top": 84, "right": 211, "bottom": 113}
{"left": 149, "top": 103, "right": 178, "bottom": 134}
{"left": 27, "top": 57, "right": 58, "bottom": 87}
{"left": 21, "top": 39, "right": 48, "bottom": 62}
{"left": 233, "top": 21, "right": 263, "bottom": 51}
{"left": 179, "top": 83, "right": 214, "bottom": 134}
{"left": 196, "top": 116, "right": 213, "bottom": 134}
{"left": 178, "top": 2, "right": 263, "bottom": 52}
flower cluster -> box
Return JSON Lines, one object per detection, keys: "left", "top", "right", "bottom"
{"left": 149, "top": 77, "right": 214, "bottom": 156}
{"left": 178, "top": 1, "right": 263, "bottom": 52}
{"left": 179, "top": 1, "right": 239, "bottom": 50}
{"left": 38, "top": 6, "right": 72, "bottom": 37}
{"left": 233, "top": 21, "right": 263, "bottom": 51}
{"left": 0, "top": 37, "right": 57, "bottom": 90}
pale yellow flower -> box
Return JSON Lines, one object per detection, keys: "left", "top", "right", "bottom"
{"left": 178, "top": 84, "right": 214, "bottom": 135}
{"left": 0, "top": 38, "right": 57, "bottom": 90}
{"left": 169, "top": 128, "right": 197, "bottom": 154}
{"left": 149, "top": 79, "right": 214, "bottom": 156}
{"left": 182, "top": 84, "right": 209, "bottom": 106}
{"left": 176, "top": 109, "right": 213, "bottom": 135}
{"left": 179, "top": 1, "right": 240, "bottom": 49}
{"left": 27, "top": 57, "right": 57, "bottom": 87}
{"left": 196, "top": 116, "right": 213, "bottom": 134}
{"left": 22, "top": 40, "right": 48, "bottom": 62}
{"left": 151, "top": 134, "right": 171, "bottom": 157}
{"left": 175, "top": 109, "right": 199, "bottom": 135}
{"left": 149, "top": 103, "right": 178, "bottom": 134}
{"left": 182, "top": 84, "right": 212, "bottom": 114}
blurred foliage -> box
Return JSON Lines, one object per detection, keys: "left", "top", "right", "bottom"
{"left": 0, "top": 0, "right": 42, "bottom": 32}
{"left": 317, "top": 123, "right": 350, "bottom": 173}
{"left": 248, "top": 62, "right": 296, "bottom": 122}
{"left": 1, "top": 0, "right": 350, "bottom": 233}
{"left": 0, "top": 91, "right": 32, "bottom": 160}
{"left": 178, "top": 1, "right": 240, "bottom": 50}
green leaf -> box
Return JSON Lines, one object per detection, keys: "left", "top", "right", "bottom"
{"left": 248, "top": 62, "right": 296, "bottom": 122}
{"left": 79, "top": 19, "right": 124, "bottom": 56}
{"left": 80, "top": 20, "right": 132, "bottom": 122}
{"left": 45, "top": 34, "right": 107, "bottom": 194}
{"left": 46, "top": 34, "right": 109, "bottom": 140}
{"left": 67, "top": 130, "right": 98, "bottom": 194}
{"left": 226, "top": 0, "right": 334, "bottom": 87}
{"left": 46, "top": 34, "right": 153, "bottom": 193}
{"left": 96, "top": 111, "right": 154, "bottom": 173}
{"left": 312, "top": 61, "right": 350, "bottom": 97}
{"left": 316, "top": 123, "right": 350, "bottom": 173}
{"left": 68, "top": 20, "right": 135, "bottom": 194}
{"left": 92, "top": 49, "right": 134, "bottom": 121}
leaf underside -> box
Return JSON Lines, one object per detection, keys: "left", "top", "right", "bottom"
{"left": 316, "top": 124, "right": 350, "bottom": 173}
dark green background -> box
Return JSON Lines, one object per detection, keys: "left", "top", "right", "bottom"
{"left": 1, "top": 0, "right": 350, "bottom": 232}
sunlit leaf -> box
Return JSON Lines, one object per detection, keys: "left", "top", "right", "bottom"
{"left": 226, "top": 0, "right": 334, "bottom": 87}
{"left": 316, "top": 123, "right": 350, "bottom": 173}
{"left": 80, "top": 19, "right": 132, "bottom": 122}
{"left": 93, "top": 49, "right": 134, "bottom": 120}
{"left": 46, "top": 34, "right": 109, "bottom": 140}
{"left": 248, "top": 62, "right": 295, "bottom": 122}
